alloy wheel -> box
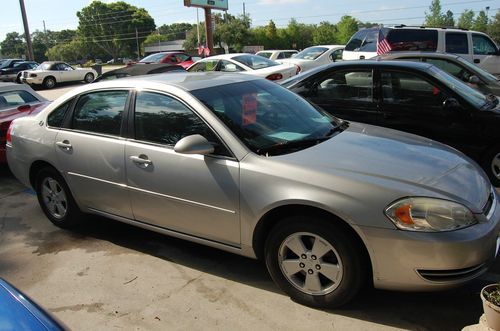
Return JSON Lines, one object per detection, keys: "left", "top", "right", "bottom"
{"left": 278, "top": 232, "right": 343, "bottom": 296}
{"left": 492, "top": 152, "right": 500, "bottom": 180}
{"left": 41, "top": 177, "right": 68, "bottom": 219}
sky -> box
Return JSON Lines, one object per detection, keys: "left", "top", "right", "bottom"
{"left": 1, "top": 0, "right": 497, "bottom": 42}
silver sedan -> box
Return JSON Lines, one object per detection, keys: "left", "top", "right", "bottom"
{"left": 6, "top": 72, "right": 500, "bottom": 308}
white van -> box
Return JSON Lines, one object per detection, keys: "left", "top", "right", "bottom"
{"left": 342, "top": 26, "right": 500, "bottom": 76}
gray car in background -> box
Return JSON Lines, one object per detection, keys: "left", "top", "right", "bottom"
{"left": 6, "top": 73, "right": 500, "bottom": 308}
{"left": 375, "top": 52, "right": 500, "bottom": 96}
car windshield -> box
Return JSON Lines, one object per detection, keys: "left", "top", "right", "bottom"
{"left": 36, "top": 63, "right": 52, "bottom": 70}
{"left": 140, "top": 53, "right": 167, "bottom": 63}
{"left": 294, "top": 47, "right": 328, "bottom": 60}
{"left": 191, "top": 79, "right": 343, "bottom": 156}
{"left": 257, "top": 52, "right": 272, "bottom": 59}
{"left": 232, "top": 55, "right": 279, "bottom": 70}
{"left": 455, "top": 56, "right": 499, "bottom": 83}
{"left": 428, "top": 66, "right": 489, "bottom": 109}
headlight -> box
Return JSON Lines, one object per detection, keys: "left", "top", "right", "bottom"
{"left": 385, "top": 197, "right": 477, "bottom": 232}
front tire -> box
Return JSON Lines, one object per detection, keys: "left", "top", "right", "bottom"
{"left": 15, "top": 73, "right": 22, "bottom": 83}
{"left": 265, "top": 215, "right": 366, "bottom": 308}
{"left": 42, "top": 76, "right": 56, "bottom": 89}
{"left": 35, "top": 167, "right": 84, "bottom": 229}
{"left": 84, "top": 73, "right": 94, "bottom": 83}
{"left": 483, "top": 146, "right": 500, "bottom": 186}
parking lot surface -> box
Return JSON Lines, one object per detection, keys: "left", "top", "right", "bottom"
{"left": 1, "top": 163, "right": 500, "bottom": 331}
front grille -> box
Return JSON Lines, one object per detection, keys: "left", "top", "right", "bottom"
{"left": 417, "top": 263, "right": 487, "bottom": 282}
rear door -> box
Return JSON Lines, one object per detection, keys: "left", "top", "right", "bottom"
{"left": 125, "top": 90, "right": 240, "bottom": 245}
{"left": 301, "top": 68, "right": 378, "bottom": 123}
{"left": 54, "top": 89, "right": 133, "bottom": 218}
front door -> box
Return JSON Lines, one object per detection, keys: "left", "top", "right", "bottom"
{"left": 125, "top": 91, "right": 240, "bottom": 245}
{"left": 303, "top": 68, "right": 379, "bottom": 124}
{"left": 471, "top": 33, "right": 500, "bottom": 76}
{"left": 54, "top": 90, "right": 133, "bottom": 218}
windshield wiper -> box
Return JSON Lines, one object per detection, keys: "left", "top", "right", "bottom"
{"left": 256, "top": 124, "right": 346, "bottom": 156}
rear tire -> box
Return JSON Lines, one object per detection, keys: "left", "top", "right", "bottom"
{"left": 84, "top": 73, "right": 94, "bottom": 83}
{"left": 35, "top": 167, "right": 84, "bottom": 229}
{"left": 42, "top": 76, "right": 56, "bottom": 89}
{"left": 264, "top": 215, "right": 367, "bottom": 308}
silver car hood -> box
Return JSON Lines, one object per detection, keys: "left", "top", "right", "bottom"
{"left": 274, "top": 123, "right": 491, "bottom": 212}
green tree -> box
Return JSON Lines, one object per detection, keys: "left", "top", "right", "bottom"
{"left": 183, "top": 23, "right": 205, "bottom": 51}
{"left": 76, "top": 1, "right": 155, "bottom": 60}
{"left": 425, "top": 0, "right": 445, "bottom": 26}
{"left": 313, "top": 21, "right": 338, "bottom": 45}
{"left": 0, "top": 32, "right": 26, "bottom": 58}
{"left": 336, "top": 16, "right": 359, "bottom": 44}
{"left": 473, "top": 10, "right": 489, "bottom": 32}
{"left": 443, "top": 10, "right": 455, "bottom": 27}
{"left": 158, "top": 23, "right": 194, "bottom": 41}
{"left": 46, "top": 39, "right": 85, "bottom": 62}
{"left": 488, "top": 9, "right": 500, "bottom": 44}
{"left": 458, "top": 9, "right": 475, "bottom": 29}
{"left": 284, "top": 18, "right": 315, "bottom": 49}
{"left": 215, "top": 14, "right": 252, "bottom": 52}
{"left": 265, "top": 20, "right": 278, "bottom": 41}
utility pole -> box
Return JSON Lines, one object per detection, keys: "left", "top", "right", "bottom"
{"left": 243, "top": 2, "right": 246, "bottom": 19}
{"left": 19, "top": 0, "right": 34, "bottom": 60}
{"left": 135, "top": 27, "right": 140, "bottom": 60}
{"left": 196, "top": 8, "right": 200, "bottom": 46}
{"left": 486, "top": 6, "right": 490, "bottom": 23}
{"left": 204, "top": 8, "right": 214, "bottom": 54}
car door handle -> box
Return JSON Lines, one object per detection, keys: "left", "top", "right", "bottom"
{"left": 474, "top": 59, "right": 480, "bottom": 63}
{"left": 130, "top": 155, "right": 152, "bottom": 165}
{"left": 56, "top": 140, "right": 72, "bottom": 150}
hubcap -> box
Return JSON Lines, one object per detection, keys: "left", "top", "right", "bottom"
{"left": 491, "top": 152, "right": 500, "bottom": 180}
{"left": 278, "top": 232, "right": 343, "bottom": 296}
{"left": 41, "top": 177, "right": 67, "bottom": 219}
{"left": 46, "top": 79, "right": 54, "bottom": 88}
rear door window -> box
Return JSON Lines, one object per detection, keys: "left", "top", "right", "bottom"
{"left": 188, "top": 60, "right": 219, "bottom": 72}
{"left": 317, "top": 70, "right": 373, "bottom": 102}
{"left": 445, "top": 33, "right": 469, "bottom": 54}
{"left": 387, "top": 29, "right": 438, "bottom": 51}
{"left": 72, "top": 90, "right": 128, "bottom": 136}
{"left": 345, "top": 30, "right": 368, "bottom": 51}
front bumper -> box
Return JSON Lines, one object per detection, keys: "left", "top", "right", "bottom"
{"left": 363, "top": 191, "right": 500, "bottom": 291}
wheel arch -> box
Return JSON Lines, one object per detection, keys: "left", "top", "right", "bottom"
{"left": 252, "top": 204, "right": 373, "bottom": 279}
{"left": 29, "top": 160, "right": 59, "bottom": 188}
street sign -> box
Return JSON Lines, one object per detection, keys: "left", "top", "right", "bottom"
{"left": 184, "top": 0, "right": 228, "bottom": 11}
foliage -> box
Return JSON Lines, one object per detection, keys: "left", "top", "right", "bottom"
{"left": 0, "top": 32, "right": 26, "bottom": 58}
{"left": 489, "top": 10, "right": 500, "bottom": 44}
{"left": 458, "top": 9, "right": 475, "bottom": 29}
{"left": 313, "top": 22, "right": 338, "bottom": 45}
{"left": 337, "top": 16, "right": 359, "bottom": 44}
{"left": 443, "top": 10, "right": 455, "bottom": 27}
{"left": 425, "top": 0, "right": 446, "bottom": 27}
{"left": 158, "top": 23, "right": 194, "bottom": 41}
{"left": 46, "top": 38, "right": 85, "bottom": 62}
{"left": 473, "top": 10, "right": 489, "bottom": 33}
{"left": 484, "top": 285, "right": 500, "bottom": 307}
{"left": 76, "top": 1, "right": 155, "bottom": 60}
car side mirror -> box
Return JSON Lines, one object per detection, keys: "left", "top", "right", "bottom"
{"left": 442, "top": 97, "right": 461, "bottom": 110}
{"left": 469, "top": 75, "right": 480, "bottom": 84}
{"left": 174, "top": 134, "right": 214, "bottom": 155}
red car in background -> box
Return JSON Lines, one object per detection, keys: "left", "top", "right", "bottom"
{"left": 0, "top": 83, "right": 49, "bottom": 163}
{"left": 137, "top": 52, "right": 194, "bottom": 69}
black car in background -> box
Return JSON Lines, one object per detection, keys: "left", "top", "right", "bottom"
{"left": 375, "top": 52, "right": 500, "bottom": 96}
{"left": 282, "top": 61, "right": 500, "bottom": 185}
{"left": 93, "top": 63, "right": 185, "bottom": 82}
{"left": 0, "top": 61, "right": 38, "bottom": 82}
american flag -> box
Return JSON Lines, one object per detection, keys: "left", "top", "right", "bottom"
{"left": 377, "top": 30, "right": 392, "bottom": 55}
